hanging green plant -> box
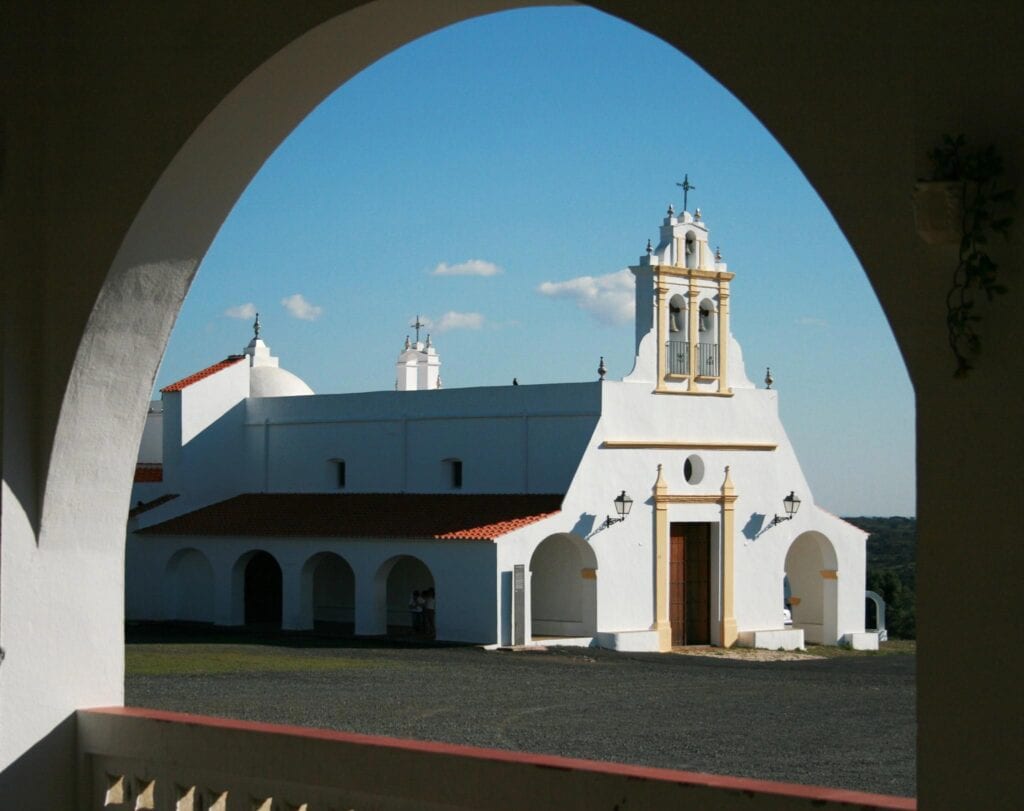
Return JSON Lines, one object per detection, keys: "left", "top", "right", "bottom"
{"left": 924, "top": 135, "right": 1015, "bottom": 377}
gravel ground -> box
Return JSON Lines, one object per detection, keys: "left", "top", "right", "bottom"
{"left": 125, "top": 636, "right": 916, "bottom": 798}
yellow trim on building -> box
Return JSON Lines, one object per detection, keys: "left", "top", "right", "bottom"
{"left": 651, "top": 388, "right": 735, "bottom": 397}
{"left": 720, "top": 466, "right": 738, "bottom": 648}
{"left": 650, "top": 465, "right": 673, "bottom": 651}
{"left": 654, "top": 266, "right": 735, "bottom": 282}
{"left": 820, "top": 569, "right": 839, "bottom": 580}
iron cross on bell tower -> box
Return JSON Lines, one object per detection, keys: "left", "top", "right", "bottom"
{"left": 410, "top": 314, "right": 426, "bottom": 344}
{"left": 676, "top": 174, "right": 695, "bottom": 212}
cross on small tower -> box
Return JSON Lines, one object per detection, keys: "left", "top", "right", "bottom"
{"left": 676, "top": 174, "right": 695, "bottom": 212}
{"left": 410, "top": 314, "right": 425, "bottom": 343}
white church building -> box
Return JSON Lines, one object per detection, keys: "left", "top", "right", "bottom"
{"left": 127, "top": 202, "right": 874, "bottom": 652}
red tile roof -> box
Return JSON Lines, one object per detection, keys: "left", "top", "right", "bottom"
{"left": 137, "top": 493, "right": 562, "bottom": 540}
{"left": 161, "top": 355, "right": 246, "bottom": 392}
{"left": 134, "top": 463, "right": 163, "bottom": 483}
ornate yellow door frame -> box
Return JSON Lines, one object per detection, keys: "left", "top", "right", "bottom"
{"left": 650, "top": 465, "right": 738, "bottom": 650}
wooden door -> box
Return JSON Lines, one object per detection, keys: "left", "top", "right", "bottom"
{"left": 670, "top": 525, "right": 686, "bottom": 646}
{"left": 685, "top": 524, "right": 711, "bottom": 644}
{"left": 669, "top": 523, "right": 711, "bottom": 646}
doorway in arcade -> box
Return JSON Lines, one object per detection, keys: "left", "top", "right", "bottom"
{"left": 670, "top": 522, "right": 711, "bottom": 646}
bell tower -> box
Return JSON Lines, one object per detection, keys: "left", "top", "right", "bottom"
{"left": 395, "top": 315, "right": 442, "bottom": 391}
{"left": 626, "top": 197, "right": 735, "bottom": 395}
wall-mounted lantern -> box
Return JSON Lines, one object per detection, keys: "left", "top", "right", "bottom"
{"left": 770, "top": 491, "right": 801, "bottom": 526}
{"left": 603, "top": 490, "right": 634, "bottom": 528}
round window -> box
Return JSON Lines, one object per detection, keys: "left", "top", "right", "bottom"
{"left": 684, "top": 454, "right": 705, "bottom": 485}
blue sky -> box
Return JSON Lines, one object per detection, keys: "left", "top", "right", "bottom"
{"left": 156, "top": 7, "right": 915, "bottom": 517}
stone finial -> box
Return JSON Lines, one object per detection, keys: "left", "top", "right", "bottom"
{"left": 646, "top": 238, "right": 653, "bottom": 255}
{"left": 667, "top": 203, "right": 675, "bottom": 217}
{"left": 425, "top": 334, "right": 432, "bottom": 349}
{"left": 765, "top": 367, "right": 774, "bottom": 389}
{"left": 715, "top": 246, "right": 722, "bottom": 262}
{"left": 721, "top": 465, "right": 735, "bottom": 496}
{"left": 653, "top": 463, "right": 668, "bottom": 497}
{"left": 598, "top": 356, "right": 607, "bottom": 380}
{"left": 253, "top": 312, "right": 261, "bottom": 339}
{"left": 404, "top": 335, "right": 411, "bottom": 350}
{"left": 694, "top": 208, "right": 702, "bottom": 222}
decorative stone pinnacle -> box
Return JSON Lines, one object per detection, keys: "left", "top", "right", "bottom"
{"left": 715, "top": 246, "right": 722, "bottom": 261}
{"left": 425, "top": 333, "right": 432, "bottom": 349}
{"left": 694, "top": 208, "right": 702, "bottom": 221}
{"left": 598, "top": 356, "right": 607, "bottom": 380}
{"left": 667, "top": 203, "right": 675, "bottom": 217}
{"left": 646, "top": 239, "right": 653, "bottom": 255}
{"left": 404, "top": 335, "right": 410, "bottom": 350}
{"left": 253, "top": 312, "right": 261, "bottom": 339}
{"left": 765, "top": 367, "right": 774, "bottom": 389}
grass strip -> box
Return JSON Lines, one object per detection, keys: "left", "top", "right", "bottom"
{"left": 126, "top": 644, "right": 382, "bottom": 676}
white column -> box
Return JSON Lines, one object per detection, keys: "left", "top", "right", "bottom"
{"left": 354, "top": 559, "right": 386, "bottom": 635}
{"left": 281, "top": 559, "right": 312, "bottom": 630}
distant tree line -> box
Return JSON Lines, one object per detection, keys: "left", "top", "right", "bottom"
{"left": 843, "top": 516, "right": 916, "bottom": 639}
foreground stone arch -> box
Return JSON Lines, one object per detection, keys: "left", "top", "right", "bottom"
{"left": 7, "top": 3, "right": 1024, "bottom": 808}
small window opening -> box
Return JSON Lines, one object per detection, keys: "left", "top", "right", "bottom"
{"left": 334, "top": 460, "right": 346, "bottom": 489}
{"left": 445, "top": 458, "right": 463, "bottom": 489}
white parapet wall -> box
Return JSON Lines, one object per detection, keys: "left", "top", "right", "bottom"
{"left": 595, "top": 630, "right": 662, "bottom": 652}
{"left": 843, "top": 632, "right": 880, "bottom": 651}
{"left": 737, "top": 629, "right": 805, "bottom": 651}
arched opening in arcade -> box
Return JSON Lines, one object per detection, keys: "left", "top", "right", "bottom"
{"left": 529, "top": 533, "right": 597, "bottom": 640}
{"left": 241, "top": 550, "right": 284, "bottom": 628}
{"left": 784, "top": 531, "right": 840, "bottom": 645}
{"left": 162, "top": 547, "right": 215, "bottom": 624}
{"left": 377, "top": 555, "right": 435, "bottom": 639}
{"left": 304, "top": 551, "right": 357, "bottom": 632}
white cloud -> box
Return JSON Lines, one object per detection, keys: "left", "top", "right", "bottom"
{"left": 422, "top": 311, "right": 485, "bottom": 333}
{"left": 432, "top": 259, "right": 503, "bottom": 277}
{"left": 224, "top": 302, "right": 257, "bottom": 320}
{"left": 281, "top": 293, "right": 323, "bottom": 321}
{"left": 537, "top": 268, "right": 634, "bottom": 326}
{"left": 796, "top": 316, "right": 828, "bottom": 328}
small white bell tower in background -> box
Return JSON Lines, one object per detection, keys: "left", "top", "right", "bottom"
{"left": 626, "top": 182, "right": 735, "bottom": 395}
{"left": 396, "top": 315, "right": 442, "bottom": 391}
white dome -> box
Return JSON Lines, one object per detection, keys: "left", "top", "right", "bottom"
{"left": 249, "top": 365, "right": 314, "bottom": 398}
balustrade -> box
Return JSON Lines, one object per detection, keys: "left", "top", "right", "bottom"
{"left": 666, "top": 341, "right": 720, "bottom": 378}
{"left": 78, "top": 707, "right": 914, "bottom": 810}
